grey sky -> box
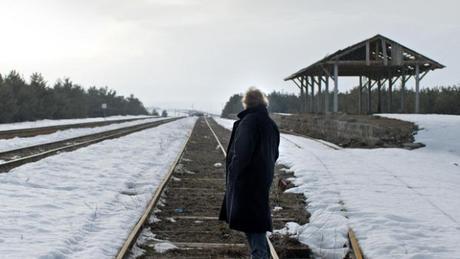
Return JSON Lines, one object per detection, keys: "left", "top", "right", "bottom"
{"left": 1, "top": 0, "right": 459, "bottom": 114}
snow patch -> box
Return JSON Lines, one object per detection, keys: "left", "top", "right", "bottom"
{"left": 213, "top": 162, "right": 222, "bottom": 168}
{"left": 154, "top": 242, "right": 177, "bottom": 253}
{"left": 273, "top": 206, "right": 283, "bottom": 212}
{"left": 213, "top": 117, "right": 234, "bottom": 130}
{"left": 378, "top": 114, "right": 460, "bottom": 156}
{"left": 274, "top": 222, "right": 300, "bottom": 236}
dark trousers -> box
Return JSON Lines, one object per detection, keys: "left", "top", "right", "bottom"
{"left": 245, "top": 232, "right": 269, "bottom": 259}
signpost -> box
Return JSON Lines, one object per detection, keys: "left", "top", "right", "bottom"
{"left": 101, "top": 103, "right": 107, "bottom": 118}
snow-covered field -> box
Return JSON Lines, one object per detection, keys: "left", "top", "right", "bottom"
{"left": 0, "top": 115, "right": 153, "bottom": 132}
{"left": 0, "top": 117, "right": 196, "bottom": 258}
{"left": 379, "top": 114, "right": 460, "bottom": 156}
{"left": 214, "top": 115, "right": 460, "bottom": 259}
{"left": 0, "top": 117, "right": 168, "bottom": 153}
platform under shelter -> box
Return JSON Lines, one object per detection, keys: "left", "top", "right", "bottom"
{"left": 284, "top": 34, "right": 445, "bottom": 114}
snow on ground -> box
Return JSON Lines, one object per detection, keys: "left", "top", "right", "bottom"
{"left": 213, "top": 117, "right": 234, "bottom": 129}
{"left": 214, "top": 115, "right": 460, "bottom": 259}
{"left": 0, "top": 117, "right": 197, "bottom": 258}
{"left": 0, "top": 115, "right": 153, "bottom": 132}
{"left": 0, "top": 117, "right": 168, "bottom": 153}
{"left": 274, "top": 113, "right": 293, "bottom": 116}
{"left": 379, "top": 114, "right": 460, "bottom": 156}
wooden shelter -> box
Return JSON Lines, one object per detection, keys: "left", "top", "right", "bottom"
{"left": 284, "top": 34, "right": 445, "bottom": 114}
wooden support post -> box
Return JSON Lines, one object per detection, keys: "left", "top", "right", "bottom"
{"left": 300, "top": 77, "right": 305, "bottom": 113}
{"left": 293, "top": 78, "right": 303, "bottom": 113}
{"left": 415, "top": 64, "right": 420, "bottom": 113}
{"left": 309, "top": 76, "right": 314, "bottom": 113}
{"left": 401, "top": 75, "right": 406, "bottom": 113}
{"left": 333, "top": 64, "right": 339, "bottom": 113}
{"left": 306, "top": 85, "right": 310, "bottom": 113}
{"left": 325, "top": 76, "right": 330, "bottom": 113}
{"left": 388, "top": 76, "right": 393, "bottom": 113}
{"left": 367, "top": 78, "right": 372, "bottom": 114}
{"left": 358, "top": 76, "right": 363, "bottom": 114}
{"left": 382, "top": 39, "right": 388, "bottom": 66}
{"left": 317, "top": 76, "right": 322, "bottom": 113}
{"left": 377, "top": 79, "right": 382, "bottom": 113}
{"left": 365, "top": 41, "right": 370, "bottom": 66}
{"left": 303, "top": 77, "right": 308, "bottom": 113}
{"left": 375, "top": 41, "right": 379, "bottom": 61}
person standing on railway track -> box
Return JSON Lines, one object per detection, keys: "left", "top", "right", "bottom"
{"left": 219, "top": 87, "right": 280, "bottom": 259}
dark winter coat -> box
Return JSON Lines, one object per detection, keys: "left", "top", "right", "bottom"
{"left": 218, "top": 105, "right": 280, "bottom": 233}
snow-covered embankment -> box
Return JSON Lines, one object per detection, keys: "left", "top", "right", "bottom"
{"left": 214, "top": 115, "right": 460, "bottom": 259}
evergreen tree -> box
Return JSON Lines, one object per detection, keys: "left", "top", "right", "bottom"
{"left": 0, "top": 76, "right": 18, "bottom": 122}
{"left": 221, "top": 94, "right": 243, "bottom": 118}
{"left": 222, "top": 85, "right": 460, "bottom": 116}
{"left": 0, "top": 70, "right": 149, "bottom": 123}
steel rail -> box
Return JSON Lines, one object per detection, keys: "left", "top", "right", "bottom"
{"left": 204, "top": 116, "right": 280, "bottom": 259}
{"left": 349, "top": 229, "right": 364, "bottom": 259}
{"left": 0, "top": 118, "right": 179, "bottom": 173}
{"left": 279, "top": 129, "right": 341, "bottom": 150}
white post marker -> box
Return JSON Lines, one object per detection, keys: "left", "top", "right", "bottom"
{"left": 101, "top": 103, "right": 107, "bottom": 118}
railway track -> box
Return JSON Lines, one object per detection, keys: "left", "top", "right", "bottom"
{"left": 0, "top": 117, "right": 179, "bottom": 173}
{"left": 0, "top": 116, "right": 155, "bottom": 140}
{"left": 118, "top": 117, "right": 311, "bottom": 258}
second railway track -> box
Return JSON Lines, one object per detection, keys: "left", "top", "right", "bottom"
{"left": 0, "top": 116, "right": 155, "bottom": 139}
{"left": 118, "top": 116, "right": 311, "bottom": 258}
{"left": 0, "top": 117, "right": 179, "bottom": 173}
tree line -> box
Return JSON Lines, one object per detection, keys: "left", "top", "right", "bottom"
{"left": 0, "top": 71, "right": 149, "bottom": 123}
{"left": 339, "top": 85, "right": 460, "bottom": 114}
{"left": 221, "top": 91, "right": 301, "bottom": 117}
{"left": 221, "top": 85, "right": 460, "bottom": 117}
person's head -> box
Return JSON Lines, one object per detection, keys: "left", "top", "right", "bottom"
{"left": 242, "top": 87, "right": 269, "bottom": 109}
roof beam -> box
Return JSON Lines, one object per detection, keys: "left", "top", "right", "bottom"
{"left": 419, "top": 70, "right": 429, "bottom": 81}
{"left": 366, "top": 41, "right": 370, "bottom": 66}
{"left": 293, "top": 78, "right": 302, "bottom": 89}
{"left": 320, "top": 65, "right": 332, "bottom": 78}
{"left": 284, "top": 35, "right": 445, "bottom": 82}
{"left": 323, "top": 60, "right": 441, "bottom": 68}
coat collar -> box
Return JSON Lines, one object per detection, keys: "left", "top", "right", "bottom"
{"left": 237, "top": 105, "right": 268, "bottom": 119}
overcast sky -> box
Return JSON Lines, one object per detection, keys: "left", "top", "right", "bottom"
{"left": 0, "top": 0, "right": 459, "bottom": 114}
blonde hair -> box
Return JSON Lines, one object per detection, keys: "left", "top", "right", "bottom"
{"left": 242, "top": 87, "right": 269, "bottom": 109}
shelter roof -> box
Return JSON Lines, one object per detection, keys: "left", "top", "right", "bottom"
{"left": 284, "top": 34, "right": 445, "bottom": 81}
